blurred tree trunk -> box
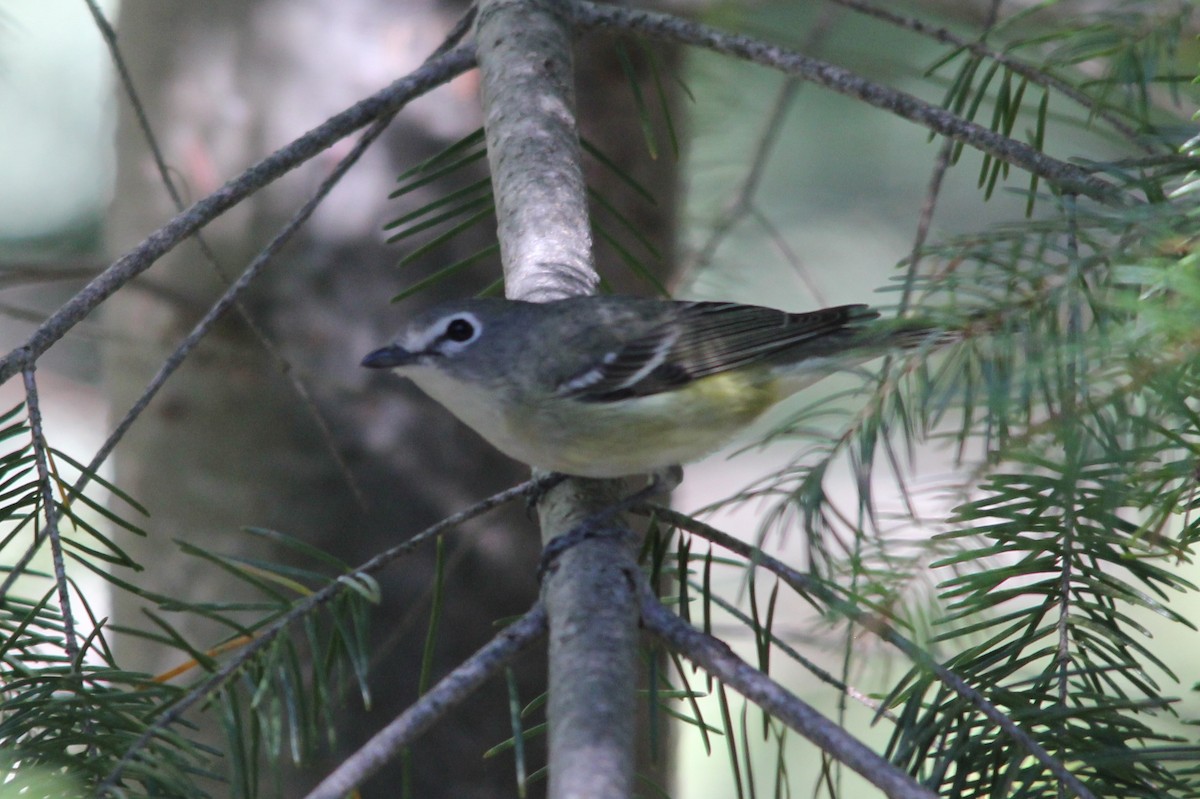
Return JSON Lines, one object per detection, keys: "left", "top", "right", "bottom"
{"left": 103, "top": 1, "right": 678, "bottom": 796}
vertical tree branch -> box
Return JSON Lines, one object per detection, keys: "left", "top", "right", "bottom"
{"left": 474, "top": 1, "right": 640, "bottom": 797}
{"left": 476, "top": 0, "right": 598, "bottom": 301}
{"left": 536, "top": 478, "right": 643, "bottom": 799}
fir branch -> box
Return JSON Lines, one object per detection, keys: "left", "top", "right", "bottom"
{"left": 640, "top": 583, "right": 939, "bottom": 799}
{"left": 97, "top": 476, "right": 547, "bottom": 794}
{"left": 639, "top": 505, "right": 1099, "bottom": 799}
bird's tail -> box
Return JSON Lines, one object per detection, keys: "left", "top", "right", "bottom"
{"left": 857, "top": 316, "right": 961, "bottom": 353}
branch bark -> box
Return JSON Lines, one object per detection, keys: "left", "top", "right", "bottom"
{"left": 536, "top": 478, "right": 643, "bottom": 799}
{"left": 477, "top": 0, "right": 598, "bottom": 302}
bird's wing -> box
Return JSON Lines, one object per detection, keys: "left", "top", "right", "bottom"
{"left": 558, "top": 302, "right": 879, "bottom": 402}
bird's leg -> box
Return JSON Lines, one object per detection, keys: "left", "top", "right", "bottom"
{"left": 648, "top": 464, "right": 683, "bottom": 495}
{"left": 525, "top": 471, "right": 569, "bottom": 517}
{"left": 536, "top": 466, "right": 681, "bottom": 580}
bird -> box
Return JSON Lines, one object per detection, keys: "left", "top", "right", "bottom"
{"left": 362, "top": 296, "right": 940, "bottom": 478}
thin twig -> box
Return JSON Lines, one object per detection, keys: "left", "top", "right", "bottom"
{"left": 431, "top": 2, "right": 478, "bottom": 57}
{"left": 682, "top": 6, "right": 841, "bottom": 296}
{"left": 750, "top": 207, "right": 828, "bottom": 305}
{"left": 78, "top": 112, "right": 395, "bottom": 497}
{"left": 900, "top": 0, "right": 1001, "bottom": 316}
{"left": 83, "top": 0, "right": 189, "bottom": 215}
{"left": 686, "top": 574, "right": 895, "bottom": 721}
{"left": 571, "top": 1, "right": 1124, "bottom": 204}
{"left": 828, "top": 0, "right": 1151, "bottom": 147}
{"left": 898, "top": 141, "right": 952, "bottom": 315}
{"left": 20, "top": 366, "right": 81, "bottom": 664}
{"left": 640, "top": 584, "right": 938, "bottom": 799}
{"left": 302, "top": 604, "right": 548, "bottom": 799}
{"left": 684, "top": 77, "right": 800, "bottom": 281}
{"left": 0, "top": 44, "right": 477, "bottom": 386}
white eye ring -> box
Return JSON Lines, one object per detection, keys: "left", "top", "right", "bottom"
{"left": 435, "top": 312, "right": 482, "bottom": 353}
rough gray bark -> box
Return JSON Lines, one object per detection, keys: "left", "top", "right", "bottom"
{"left": 536, "top": 478, "right": 643, "bottom": 799}
{"left": 477, "top": 0, "right": 598, "bottom": 302}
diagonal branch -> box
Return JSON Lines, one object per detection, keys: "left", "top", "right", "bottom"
{"left": 571, "top": 1, "right": 1124, "bottom": 204}
{"left": 640, "top": 584, "right": 939, "bottom": 799}
{"left": 642, "top": 504, "right": 1098, "bottom": 799}
{"left": 98, "top": 476, "right": 544, "bottom": 792}
{"left": 20, "top": 366, "right": 81, "bottom": 664}
{"left": 302, "top": 604, "right": 548, "bottom": 799}
{"left": 0, "top": 44, "right": 476, "bottom": 386}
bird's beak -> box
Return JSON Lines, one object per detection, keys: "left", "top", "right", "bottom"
{"left": 361, "top": 344, "right": 417, "bottom": 369}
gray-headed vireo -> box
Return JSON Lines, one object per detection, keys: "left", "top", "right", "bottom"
{"left": 362, "top": 296, "right": 937, "bottom": 477}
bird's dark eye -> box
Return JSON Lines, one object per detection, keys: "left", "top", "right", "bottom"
{"left": 444, "top": 317, "right": 476, "bottom": 342}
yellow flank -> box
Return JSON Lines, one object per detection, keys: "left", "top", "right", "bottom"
{"left": 684, "top": 370, "right": 780, "bottom": 419}
{"left": 514, "top": 369, "right": 783, "bottom": 476}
